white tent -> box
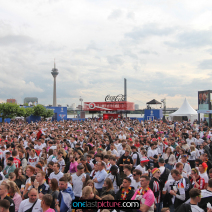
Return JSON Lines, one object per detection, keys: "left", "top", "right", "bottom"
{"left": 170, "top": 98, "right": 197, "bottom": 116}
{"left": 169, "top": 98, "right": 198, "bottom": 122}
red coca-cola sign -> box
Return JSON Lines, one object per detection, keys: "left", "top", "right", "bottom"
{"left": 84, "top": 101, "right": 134, "bottom": 111}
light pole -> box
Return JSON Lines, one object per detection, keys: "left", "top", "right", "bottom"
{"left": 79, "top": 96, "right": 83, "bottom": 111}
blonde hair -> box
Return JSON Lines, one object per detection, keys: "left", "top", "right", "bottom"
{"left": 86, "top": 180, "right": 98, "bottom": 194}
{"left": 190, "top": 145, "right": 195, "bottom": 152}
{"left": 82, "top": 186, "right": 92, "bottom": 199}
{"left": 64, "top": 173, "right": 72, "bottom": 183}
{"left": 60, "top": 148, "right": 67, "bottom": 157}
{"left": 7, "top": 181, "right": 21, "bottom": 195}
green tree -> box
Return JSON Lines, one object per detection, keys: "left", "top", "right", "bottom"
{"left": 16, "top": 107, "right": 26, "bottom": 117}
{"left": 32, "top": 105, "right": 46, "bottom": 117}
{"left": 0, "top": 103, "right": 19, "bottom": 122}
{"left": 43, "top": 109, "right": 54, "bottom": 119}
{"left": 23, "top": 107, "right": 34, "bottom": 122}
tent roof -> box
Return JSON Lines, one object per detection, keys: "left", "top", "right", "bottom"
{"left": 169, "top": 98, "right": 197, "bottom": 116}
{"left": 146, "top": 99, "right": 161, "bottom": 105}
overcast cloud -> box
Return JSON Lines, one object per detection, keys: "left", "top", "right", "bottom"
{"left": 0, "top": 0, "right": 212, "bottom": 109}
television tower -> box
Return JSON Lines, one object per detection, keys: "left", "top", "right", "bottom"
{"left": 51, "top": 60, "right": 59, "bottom": 107}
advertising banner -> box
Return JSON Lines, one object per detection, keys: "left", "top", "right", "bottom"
{"left": 198, "top": 90, "right": 209, "bottom": 110}
{"left": 84, "top": 101, "right": 134, "bottom": 111}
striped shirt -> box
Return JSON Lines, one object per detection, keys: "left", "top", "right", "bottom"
{"left": 190, "top": 176, "right": 205, "bottom": 190}
{"left": 149, "top": 177, "right": 161, "bottom": 204}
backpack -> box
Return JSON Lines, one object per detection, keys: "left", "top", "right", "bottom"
{"left": 174, "top": 203, "right": 191, "bottom": 212}
{"left": 133, "top": 152, "right": 140, "bottom": 165}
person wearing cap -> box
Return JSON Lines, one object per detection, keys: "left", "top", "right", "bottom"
{"left": 135, "top": 157, "right": 150, "bottom": 175}
{"left": 2, "top": 157, "right": 16, "bottom": 178}
{"left": 150, "top": 168, "right": 162, "bottom": 212}
{"left": 159, "top": 158, "right": 170, "bottom": 188}
{"left": 199, "top": 162, "right": 208, "bottom": 189}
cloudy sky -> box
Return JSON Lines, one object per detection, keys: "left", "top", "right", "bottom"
{"left": 1, "top": 0, "right": 212, "bottom": 109}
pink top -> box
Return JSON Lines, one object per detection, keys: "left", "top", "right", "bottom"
{"left": 45, "top": 209, "right": 55, "bottom": 212}
{"left": 131, "top": 188, "right": 155, "bottom": 207}
{"left": 13, "top": 193, "right": 22, "bottom": 212}
{"left": 69, "top": 161, "right": 78, "bottom": 173}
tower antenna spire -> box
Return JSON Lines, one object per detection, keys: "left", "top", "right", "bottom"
{"left": 54, "top": 58, "right": 56, "bottom": 69}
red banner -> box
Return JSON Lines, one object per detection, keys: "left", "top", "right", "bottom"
{"left": 84, "top": 101, "right": 134, "bottom": 111}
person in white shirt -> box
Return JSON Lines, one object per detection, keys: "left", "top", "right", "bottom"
{"left": 147, "top": 143, "right": 159, "bottom": 166}
{"left": 110, "top": 144, "right": 119, "bottom": 158}
{"left": 135, "top": 157, "right": 149, "bottom": 175}
{"left": 195, "top": 134, "right": 204, "bottom": 148}
{"left": 198, "top": 162, "right": 208, "bottom": 189}
{"left": 71, "top": 165, "right": 86, "bottom": 199}
{"left": 34, "top": 140, "right": 43, "bottom": 151}
{"left": 49, "top": 162, "right": 64, "bottom": 182}
{"left": 169, "top": 162, "right": 188, "bottom": 180}
{"left": 178, "top": 155, "right": 192, "bottom": 177}
{"left": 186, "top": 134, "right": 195, "bottom": 146}
{"left": 18, "top": 188, "right": 42, "bottom": 212}
{"left": 28, "top": 149, "right": 39, "bottom": 167}
{"left": 52, "top": 151, "right": 65, "bottom": 172}
{"left": 131, "top": 169, "right": 142, "bottom": 190}
{"left": 118, "top": 132, "right": 126, "bottom": 140}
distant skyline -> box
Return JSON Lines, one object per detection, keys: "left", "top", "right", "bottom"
{"left": 1, "top": 0, "right": 212, "bottom": 109}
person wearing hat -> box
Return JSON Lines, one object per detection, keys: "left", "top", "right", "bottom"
{"left": 135, "top": 157, "right": 150, "bottom": 175}
{"left": 2, "top": 157, "right": 16, "bottom": 178}
{"left": 199, "top": 162, "right": 208, "bottom": 189}
{"left": 149, "top": 168, "right": 162, "bottom": 212}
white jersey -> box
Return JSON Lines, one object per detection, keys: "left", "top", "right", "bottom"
{"left": 28, "top": 156, "right": 39, "bottom": 167}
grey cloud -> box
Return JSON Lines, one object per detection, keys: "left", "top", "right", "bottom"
{"left": 125, "top": 24, "right": 174, "bottom": 40}
{"left": 198, "top": 59, "right": 212, "bottom": 70}
{"left": 165, "top": 29, "right": 212, "bottom": 48}
{"left": 0, "top": 35, "right": 34, "bottom": 46}
{"left": 108, "top": 9, "right": 122, "bottom": 20}
{"left": 126, "top": 72, "right": 212, "bottom": 98}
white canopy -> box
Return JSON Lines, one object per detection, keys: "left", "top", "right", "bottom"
{"left": 169, "top": 98, "right": 197, "bottom": 116}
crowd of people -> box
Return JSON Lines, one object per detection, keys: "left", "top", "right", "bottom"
{"left": 0, "top": 118, "right": 212, "bottom": 212}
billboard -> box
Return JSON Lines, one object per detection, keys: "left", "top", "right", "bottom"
{"left": 84, "top": 101, "right": 134, "bottom": 111}
{"left": 198, "top": 90, "right": 210, "bottom": 110}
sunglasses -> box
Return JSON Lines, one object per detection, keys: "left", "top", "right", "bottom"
{"left": 133, "top": 174, "right": 137, "bottom": 176}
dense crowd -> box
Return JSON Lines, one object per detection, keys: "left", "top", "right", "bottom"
{"left": 0, "top": 118, "right": 212, "bottom": 212}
